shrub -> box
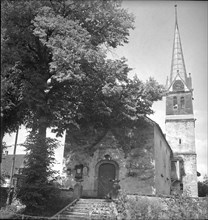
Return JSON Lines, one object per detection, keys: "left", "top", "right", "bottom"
{"left": 163, "top": 195, "right": 208, "bottom": 219}
{"left": 115, "top": 192, "right": 162, "bottom": 220}
{"left": 198, "top": 181, "right": 208, "bottom": 197}
{"left": 115, "top": 191, "right": 208, "bottom": 220}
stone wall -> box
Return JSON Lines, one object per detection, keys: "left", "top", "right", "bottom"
{"left": 165, "top": 119, "right": 195, "bottom": 153}
{"left": 153, "top": 125, "right": 172, "bottom": 195}
{"left": 165, "top": 119, "right": 198, "bottom": 197}
{"left": 63, "top": 120, "right": 166, "bottom": 197}
{"left": 180, "top": 154, "right": 198, "bottom": 197}
{"left": 63, "top": 119, "right": 173, "bottom": 197}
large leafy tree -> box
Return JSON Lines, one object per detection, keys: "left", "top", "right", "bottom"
{"left": 1, "top": 0, "right": 164, "bottom": 158}
{"left": 1, "top": 0, "right": 135, "bottom": 137}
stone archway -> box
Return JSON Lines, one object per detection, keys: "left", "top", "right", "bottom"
{"left": 95, "top": 160, "right": 119, "bottom": 198}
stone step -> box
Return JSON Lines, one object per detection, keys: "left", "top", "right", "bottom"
{"left": 73, "top": 206, "right": 112, "bottom": 210}
{"left": 76, "top": 200, "right": 111, "bottom": 204}
{"left": 75, "top": 203, "right": 110, "bottom": 208}
{"left": 52, "top": 198, "right": 117, "bottom": 220}
{"left": 57, "top": 212, "right": 107, "bottom": 218}
{"left": 62, "top": 209, "right": 89, "bottom": 214}
{"left": 76, "top": 202, "right": 111, "bottom": 205}
{"left": 79, "top": 198, "right": 106, "bottom": 202}
{"left": 56, "top": 214, "right": 88, "bottom": 220}
{"left": 78, "top": 199, "right": 109, "bottom": 203}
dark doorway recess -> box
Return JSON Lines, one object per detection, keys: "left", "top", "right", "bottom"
{"left": 98, "top": 163, "right": 116, "bottom": 198}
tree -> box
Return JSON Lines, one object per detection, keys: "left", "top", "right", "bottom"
{"left": 16, "top": 133, "right": 59, "bottom": 214}
{"left": 2, "top": 0, "right": 164, "bottom": 137}
{"left": 1, "top": 0, "right": 135, "bottom": 138}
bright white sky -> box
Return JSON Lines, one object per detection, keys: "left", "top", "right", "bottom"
{"left": 3, "top": 1, "right": 208, "bottom": 179}
{"left": 111, "top": 1, "right": 208, "bottom": 179}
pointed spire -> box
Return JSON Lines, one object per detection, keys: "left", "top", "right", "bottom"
{"left": 170, "top": 5, "right": 187, "bottom": 86}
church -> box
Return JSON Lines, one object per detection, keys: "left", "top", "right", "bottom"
{"left": 62, "top": 6, "right": 198, "bottom": 198}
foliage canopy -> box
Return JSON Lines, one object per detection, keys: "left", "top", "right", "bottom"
{"left": 1, "top": 0, "right": 164, "bottom": 138}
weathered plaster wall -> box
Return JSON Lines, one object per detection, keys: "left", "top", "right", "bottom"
{"left": 165, "top": 119, "right": 195, "bottom": 153}
{"left": 180, "top": 154, "right": 198, "bottom": 197}
{"left": 154, "top": 125, "right": 172, "bottom": 195}
{"left": 165, "top": 119, "right": 198, "bottom": 197}
{"left": 63, "top": 120, "right": 161, "bottom": 197}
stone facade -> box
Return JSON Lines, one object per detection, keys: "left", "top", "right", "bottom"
{"left": 165, "top": 119, "right": 196, "bottom": 154}
{"left": 63, "top": 118, "right": 173, "bottom": 198}
{"left": 165, "top": 5, "right": 198, "bottom": 197}
{"left": 166, "top": 92, "right": 193, "bottom": 115}
{"left": 165, "top": 96, "right": 198, "bottom": 197}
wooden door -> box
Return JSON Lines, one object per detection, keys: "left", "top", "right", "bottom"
{"left": 98, "top": 163, "right": 116, "bottom": 198}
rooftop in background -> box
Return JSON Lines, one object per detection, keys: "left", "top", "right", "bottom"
{"left": 1, "top": 152, "right": 25, "bottom": 176}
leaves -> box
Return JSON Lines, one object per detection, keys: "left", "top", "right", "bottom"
{"left": 1, "top": 0, "right": 164, "bottom": 137}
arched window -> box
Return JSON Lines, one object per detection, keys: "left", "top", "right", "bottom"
{"left": 181, "top": 97, "right": 185, "bottom": 109}
{"left": 173, "top": 96, "right": 178, "bottom": 109}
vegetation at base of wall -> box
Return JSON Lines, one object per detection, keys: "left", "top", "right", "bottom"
{"left": 162, "top": 194, "right": 208, "bottom": 219}
{"left": 198, "top": 176, "right": 208, "bottom": 197}
{"left": 115, "top": 191, "right": 208, "bottom": 220}
{"left": 115, "top": 192, "right": 162, "bottom": 220}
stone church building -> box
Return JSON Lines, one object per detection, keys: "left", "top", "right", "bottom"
{"left": 62, "top": 6, "right": 198, "bottom": 198}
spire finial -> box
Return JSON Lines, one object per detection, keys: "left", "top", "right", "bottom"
{"left": 175, "top": 4, "right": 178, "bottom": 25}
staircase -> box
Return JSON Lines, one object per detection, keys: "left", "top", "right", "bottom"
{"left": 51, "top": 198, "right": 118, "bottom": 219}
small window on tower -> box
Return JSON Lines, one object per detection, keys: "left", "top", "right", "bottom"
{"left": 181, "top": 97, "right": 185, "bottom": 109}
{"left": 179, "top": 138, "right": 181, "bottom": 144}
{"left": 173, "top": 96, "right": 178, "bottom": 109}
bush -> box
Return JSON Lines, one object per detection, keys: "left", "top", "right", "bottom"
{"left": 115, "top": 191, "right": 208, "bottom": 220}
{"left": 198, "top": 181, "right": 208, "bottom": 197}
{"left": 163, "top": 195, "right": 208, "bottom": 219}
{"left": 115, "top": 192, "right": 162, "bottom": 220}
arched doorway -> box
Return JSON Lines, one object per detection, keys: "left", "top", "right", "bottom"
{"left": 96, "top": 160, "right": 119, "bottom": 198}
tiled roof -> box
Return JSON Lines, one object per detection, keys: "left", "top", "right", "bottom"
{"left": 1, "top": 154, "right": 25, "bottom": 176}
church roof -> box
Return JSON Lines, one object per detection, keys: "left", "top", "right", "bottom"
{"left": 169, "top": 5, "right": 188, "bottom": 88}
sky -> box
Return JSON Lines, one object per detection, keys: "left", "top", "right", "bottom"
{"left": 108, "top": 0, "right": 207, "bottom": 179}
{"left": 3, "top": 1, "right": 208, "bottom": 179}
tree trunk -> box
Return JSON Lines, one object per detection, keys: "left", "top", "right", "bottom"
{"left": 38, "top": 115, "right": 48, "bottom": 140}
{"left": 37, "top": 115, "right": 48, "bottom": 174}
{"left": 0, "top": 127, "right": 5, "bottom": 164}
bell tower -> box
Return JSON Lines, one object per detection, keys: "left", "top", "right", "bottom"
{"left": 165, "top": 5, "right": 198, "bottom": 197}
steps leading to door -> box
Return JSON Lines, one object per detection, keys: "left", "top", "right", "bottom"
{"left": 52, "top": 198, "right": 118, "bottom": 220}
